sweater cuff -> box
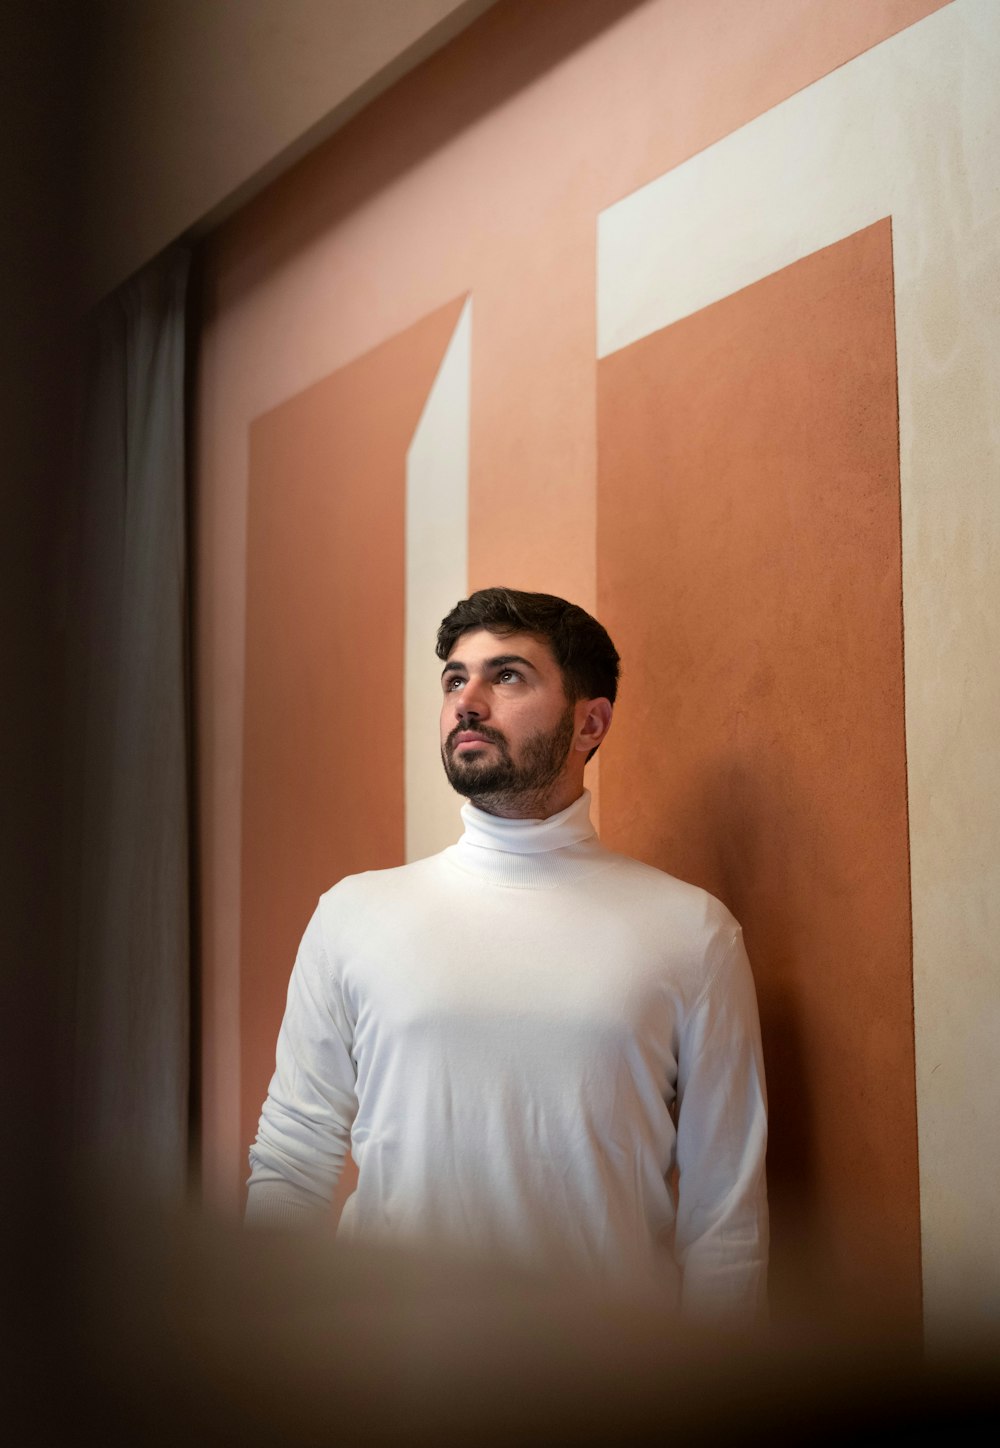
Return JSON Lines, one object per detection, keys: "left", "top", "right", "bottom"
{"left": 244, "top": 1180, "right": 327, "bottom": 1229}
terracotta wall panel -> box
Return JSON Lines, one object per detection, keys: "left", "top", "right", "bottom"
{"left": 240, "top": 298, "right": 465, "bottom": 1186}
{"left": 597, "top": 222, "right": 919, "bottom": 1326}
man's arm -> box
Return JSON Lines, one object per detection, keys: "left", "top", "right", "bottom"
{"left": 674, "top": 927, "right": 769, "bottom": 1326}
{"left": 245, "top": 902, "right": 357, "bottom": 1228}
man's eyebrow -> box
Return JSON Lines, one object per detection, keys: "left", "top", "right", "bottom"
{"left": 485, "top": 654, "right": 539, "bottom": 673}
{"left": 440, "top": 653, "right": 539, "bottom": 678}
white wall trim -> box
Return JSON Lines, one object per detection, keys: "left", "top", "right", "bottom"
{"left": 405, "top": 297, "right": 472, "bottom": 862}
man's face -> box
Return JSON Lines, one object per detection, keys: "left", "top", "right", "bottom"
{"left": 439, "top": 629, "right": 576, "bottom": 808}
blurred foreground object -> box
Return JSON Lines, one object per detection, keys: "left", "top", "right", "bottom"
{"left": 26, "top": 1196, "right": 1000, "bottom": 1445}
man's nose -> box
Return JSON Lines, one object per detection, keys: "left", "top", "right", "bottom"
{"left": 456, "top": 676, "right": 489, "bottom": 720}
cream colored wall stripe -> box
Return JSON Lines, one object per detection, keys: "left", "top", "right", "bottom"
{"left": 405, "top": 297, "right": 472, "bottom": 863}
{"left": 597, "top": 0, "right": 1000, "bottom": 1337}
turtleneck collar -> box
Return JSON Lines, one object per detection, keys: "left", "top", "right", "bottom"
{"left": 446, "top": 789, "right": 609, "bottom": 889}
{"left": 460, "top": 789, "right": 597, "bottom": 853}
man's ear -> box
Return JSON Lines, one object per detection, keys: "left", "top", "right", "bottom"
{"left": 574, "top": 697, "right": 613, "bottom": 753}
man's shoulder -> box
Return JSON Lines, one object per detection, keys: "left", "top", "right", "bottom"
{"left": 600, "top": 847, "right": 741, "bottom": 939}
{"left": 305, "top": 853, "right": 451, "bottom": 959}
{"left": 317, "top": 850, "right": 449, "bottom": 910}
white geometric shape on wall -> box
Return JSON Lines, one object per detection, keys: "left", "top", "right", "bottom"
{"left": 405, "top": 296, "right": 471, "bottom": 863}
{"left": 598, "top": 0, "right": 1000, "bottom": 1337}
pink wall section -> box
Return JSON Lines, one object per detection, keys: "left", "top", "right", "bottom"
{"left": 197, "top": 0, "right": 951, "bottom": 1309}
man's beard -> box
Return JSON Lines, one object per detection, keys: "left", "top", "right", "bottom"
{"left": 441, "top": 706, "right": 576, "bottom": 813}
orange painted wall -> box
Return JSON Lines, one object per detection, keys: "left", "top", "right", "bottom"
{"left": 197, "top": 0, "right": 951, "bottom": 1291}
{"left": 597, "top": 221, "right": 919, "bottom": 1328}
{"left": 241, "top": 298, "right": 466, "bottom": 1181}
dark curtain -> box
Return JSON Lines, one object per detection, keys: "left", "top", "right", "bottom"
{"left": 67, "top": 245, "right": 194, "bottom": 1201}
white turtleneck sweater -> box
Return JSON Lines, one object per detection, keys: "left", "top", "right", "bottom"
{"left": 246, "top": 791, "right": 768, "bottom": 1322}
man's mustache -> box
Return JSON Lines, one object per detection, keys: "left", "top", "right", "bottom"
{"left": 445, "top": 721, "right": 509, "bottom": 754}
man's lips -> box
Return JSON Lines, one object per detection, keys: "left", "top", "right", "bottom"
{"left": 447, "top": 726, "right": 505, "bottom": 754}
{"left": 453, "top": 731, "right": 494, "bottom": 749}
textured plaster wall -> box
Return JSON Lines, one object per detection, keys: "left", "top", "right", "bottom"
{"left": 192, "top": 0, "right": 999, "bottom": 1337}
{"left": 599, "top": 221, "right": 918, "bottom": 1327}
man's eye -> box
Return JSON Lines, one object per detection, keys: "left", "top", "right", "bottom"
{"left": 444, "top": 675, "right": 464, "bottom": 692}
{"left": 498, "top": 669, "right": 521, "bottom": 684}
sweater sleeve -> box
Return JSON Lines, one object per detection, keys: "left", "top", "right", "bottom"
{"left": 674, "top": 927, "right": 769, "bottom": 1326}
{"left": 245, "top": 900, "right": 357, "bottom": 1226}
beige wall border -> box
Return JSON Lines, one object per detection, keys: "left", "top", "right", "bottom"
{"left": 405, "top": 297, "right": 472, "bottom": 862}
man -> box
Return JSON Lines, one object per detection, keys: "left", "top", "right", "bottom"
{"left": 247, "top": 588, "right": 768, "bottom": 1324}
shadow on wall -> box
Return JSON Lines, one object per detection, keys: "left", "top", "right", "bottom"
{"left": 210, "top": 0, "right": 650, "bottom": 304}
{"left": 660, "top": 742, "right": 919, "bottom": 1342}
{"left": 661, "top": 755, "right": 830, "bottom": 1317}
{"left": 705, "top": 753, "right": 833, "bottom": 1323}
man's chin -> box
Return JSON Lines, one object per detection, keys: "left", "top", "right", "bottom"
{"left": 442, "top": 759, "right": 511, "bottom": 798}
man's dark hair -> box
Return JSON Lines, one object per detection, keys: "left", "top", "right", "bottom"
{"left": 436, "top": 587, "right": 620, "bottom": 705}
